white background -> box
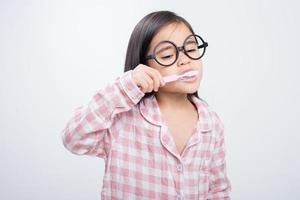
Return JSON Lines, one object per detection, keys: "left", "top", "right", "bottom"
{"left": 1, "top": 0, "right": 299, "bottom": 199}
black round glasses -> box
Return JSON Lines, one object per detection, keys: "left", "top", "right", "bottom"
{"left": 145, "top": 34, "right": 208, "bottom": 67}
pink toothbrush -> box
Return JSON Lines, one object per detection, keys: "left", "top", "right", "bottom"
{"left": 163, "top": 70, "right": 199, "bottom": 83}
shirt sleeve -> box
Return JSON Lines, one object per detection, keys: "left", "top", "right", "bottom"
{"left": 60, "top": 70, "right": 145, "bottom": 159}
{"left": 207, "top": 112, "right": 232, "bottom": 199}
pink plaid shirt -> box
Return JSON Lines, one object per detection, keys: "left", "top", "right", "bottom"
{"left": 61, "top": 70, "right": 231, "bottom": 200}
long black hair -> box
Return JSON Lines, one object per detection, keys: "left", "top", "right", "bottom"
{"left": 124, "top": 10, "right": 201, "bottom": 103}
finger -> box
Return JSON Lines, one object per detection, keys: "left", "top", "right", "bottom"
{"left": 144, "top": 68, "right": 160, "bottom": 91}
{"left": 156, "top": 71, "right": 165, "bottom": 87}
{"left": 150, "top": 68, "right": 165, "bottom": 87}
{"left": 137, "top": 72, "right": 153, "bottom": 93}
{"left": 139, "top": 81, "right": 148, "bottom": 93}
{"left": 143, "top": 74, "right": 154, "bottom": 92}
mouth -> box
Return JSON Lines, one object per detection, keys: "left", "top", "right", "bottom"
{"left": 179, "top": 69, "right": 196, "bottom": 76}
{"left": 179, "top": 70, "right": 198, "bottom": 82}
{"left": 179, "top": 75, "right": 198, "bottom": 82}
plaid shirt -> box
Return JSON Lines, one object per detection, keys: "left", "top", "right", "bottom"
{"left": 61, "top": 70, "right": 231, "bottom": 200}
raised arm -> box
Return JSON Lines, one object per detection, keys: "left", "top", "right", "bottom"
{"left": 60, "top": 70, "right": 145, "bottom": 159}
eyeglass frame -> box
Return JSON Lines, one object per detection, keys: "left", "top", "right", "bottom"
{"left": 145, "top": 34, "right": 208, "bottom": 67}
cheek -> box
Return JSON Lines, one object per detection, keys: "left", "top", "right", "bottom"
{"left": 147, "top": 60, "right": 165, "bottom": 73}
{"left": 192, "top": 59, "right": 202, "bottom": 69}
{"left": 198, "top": 65, "right": 203, "bottom": 77}
{"left": 161, "top": 68, "right": 176, "bottom": 77}
{"left": 193, "top": 60, "right": 203, "bottom": 76}
{"left": 196, "top": 67, "right": 203, "bottom": 84}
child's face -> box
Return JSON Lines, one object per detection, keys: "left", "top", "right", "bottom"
{"left": 146, "top": 22, "right": 203, "bottom": 95}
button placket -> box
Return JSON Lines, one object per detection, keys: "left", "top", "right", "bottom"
{"left": 175, "top": 163, "right": 184, "bottom": 200}
{"left": 177, "top": 164, "right": 183, "bottom": 172}
{"left": 176, "top": 193, "right": 183, "bottom": 200}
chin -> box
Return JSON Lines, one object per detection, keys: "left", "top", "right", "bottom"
{"left": 183, "top": 82, "right": 200, "bottom": 91}
{"left": 161, "top": 82, "right": 200, "bottom": 94}
{"left": 178, "top": 86, "right": 199, "bottom": 94}
{"left": 185, "top": 88, "right": 199, "bottom": 94}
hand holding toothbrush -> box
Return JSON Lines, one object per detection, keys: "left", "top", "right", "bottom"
{"left": 131, "top": 64, "right": 165, "bottom": 93}
{"left": 131, "top": 64, "right": 198, "bottom": 94}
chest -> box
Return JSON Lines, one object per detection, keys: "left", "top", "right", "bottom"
{"left": 163, "top": 111, "right": 198, "bottom": 155}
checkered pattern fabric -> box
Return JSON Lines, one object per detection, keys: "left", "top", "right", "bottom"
{"left": 61, "top": 70, "right": 231, "bottom": 199}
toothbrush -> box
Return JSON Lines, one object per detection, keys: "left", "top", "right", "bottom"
{"left": 163, "top": 70, "right": 198, "bottom": 83}
{"left": 137, "top": 70, "right": 198, "bottom": 91}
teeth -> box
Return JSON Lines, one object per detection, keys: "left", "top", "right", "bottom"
{"left": 181, "top": 75, "right": 195, "bottom": 80}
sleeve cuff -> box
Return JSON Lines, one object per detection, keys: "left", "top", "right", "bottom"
{"left": 119, "top": 70, "right": 145, "bottom": 105}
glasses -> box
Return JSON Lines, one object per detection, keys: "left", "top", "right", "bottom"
{"left": 145, "top": 34, "right": 208, "bottom": 67}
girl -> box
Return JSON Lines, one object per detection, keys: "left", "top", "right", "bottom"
{"left": 61, "top": 10, "right": 231, "bottom": 200}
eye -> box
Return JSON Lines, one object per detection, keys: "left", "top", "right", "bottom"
{"left": 161, "top": 55, "right": 174, "bottom": 59}
{"left": 186, "top": 49, "right": 197, "bottom": 53}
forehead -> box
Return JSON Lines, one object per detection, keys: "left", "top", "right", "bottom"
{"left": 149, "top": 22, "right": 193, "bottom": 51}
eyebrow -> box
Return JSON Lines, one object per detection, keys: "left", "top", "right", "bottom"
{"left": 185, "top": 40, "right": 197, "bottom": 45}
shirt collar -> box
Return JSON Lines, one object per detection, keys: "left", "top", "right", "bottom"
{"left": 138, "top": 95, "right": 213, "bottom": 133}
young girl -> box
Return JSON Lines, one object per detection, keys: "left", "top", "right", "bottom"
{"left": 61, "top": 10, "right": 231, "bottom": 200}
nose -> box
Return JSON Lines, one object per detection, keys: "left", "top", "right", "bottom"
{"left": 177, "top": 49, "right": 190, "bottom": 66}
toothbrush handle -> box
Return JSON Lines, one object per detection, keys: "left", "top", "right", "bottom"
{"left": 163, "top": 75, "right": 178, "bottom": 83}
{"left": 137, "top": 74, "right": 178, "bottom": 91}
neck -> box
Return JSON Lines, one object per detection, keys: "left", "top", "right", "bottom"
{"left": 155, "top": 91, "right": 191, "bottom": 111}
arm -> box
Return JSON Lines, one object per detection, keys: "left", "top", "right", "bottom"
{"left": 60, "top": 70, "right": 145, "bottom": 159}
{"left": 207, "top": 114, "right": 232, "bottom": 199}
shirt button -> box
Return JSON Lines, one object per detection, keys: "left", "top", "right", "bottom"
{"left": 176, "top": 194, "right": 183, "bottom": 200}
{"left": 177, "top": 164, "right": 183, "bottom": 172}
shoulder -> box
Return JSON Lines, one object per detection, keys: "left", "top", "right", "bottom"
{"left": 194, "top": 96, "right": 224, "bottom": 134}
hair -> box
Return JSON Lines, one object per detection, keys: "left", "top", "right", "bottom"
{"left": 124, "top": 10, "right": 202, "bottom": 103}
